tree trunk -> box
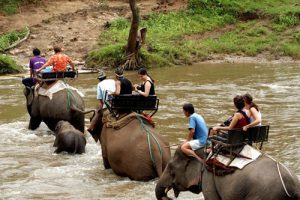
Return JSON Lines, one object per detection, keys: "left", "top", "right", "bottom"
{"left": 127, "top": 0, "right": 140, "bottom": 55}
{"left": 122, "top": 0, "right": 140, "bottom": 70}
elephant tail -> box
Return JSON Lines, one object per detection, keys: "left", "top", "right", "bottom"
{"left": 71, "top": 107, "right": 96, "bottom": 115}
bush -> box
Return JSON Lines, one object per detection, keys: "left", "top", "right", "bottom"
{"left": 0, "top": 54, "right": 23, "bottom": 74}
{"left": 86, "top": 44, "right": 125, "bottom": 68}
{"left": 0, "top": 27, "right": 28, "bottom": 50}
{"left": 0, "top": 0, "right": 42, "bottom": 14}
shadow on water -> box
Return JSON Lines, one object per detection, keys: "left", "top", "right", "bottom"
{"left": 0, "top": 63, "right": 299, "bottom": 199}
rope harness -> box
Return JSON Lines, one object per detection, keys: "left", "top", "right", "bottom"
{"left": 267, "top": 154, "right": 292, "bottom": 198}
{"left": 135, "top": 114, "right": 163, "bottom": 167}
{"left": 66, "top": 88, "right": 75, "bottom": 111}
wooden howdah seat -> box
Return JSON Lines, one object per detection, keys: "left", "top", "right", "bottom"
{"left": 210, "top": 125, "right": 270, "bottom": 151}
{"left": 105, "top": 94, "right": 159, "bottom": 117}
{"left": 39, "top": 71, "right": 77, "bottom": 82}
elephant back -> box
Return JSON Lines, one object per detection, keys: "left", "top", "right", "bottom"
{"left": 102, "top": 111, "right": 154, "bottom": 130}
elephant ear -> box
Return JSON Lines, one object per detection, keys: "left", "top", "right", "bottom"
{"left": 171, "top": 147, "right": 203, "bottom": 195}
{"left": 185, "top": 158, "right": 202, "bottom": 193}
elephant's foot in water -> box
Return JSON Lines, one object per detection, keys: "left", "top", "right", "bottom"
{"left": 28, "top": 117, "right": 42, "bottom": 130}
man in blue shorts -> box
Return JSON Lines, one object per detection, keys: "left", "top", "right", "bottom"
{"left": 181, "top": 103, "right": 208, "bottom": 162}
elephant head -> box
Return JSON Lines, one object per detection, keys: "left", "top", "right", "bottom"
{"left": 23, "top": 87, "right": 35, "bottom": 116}
{"left": 155, "top": 146, "right": 205, "bottom": 200}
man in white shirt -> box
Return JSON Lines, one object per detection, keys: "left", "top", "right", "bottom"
{"left": 96, "top": 70, "right": 116, "bottom": 109}
{"left": 88, "top": 71, "right": 115, "bottom": 135}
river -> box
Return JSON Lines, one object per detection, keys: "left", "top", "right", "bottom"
{"left": 0, "top": 63, "right": 299, "bottom": 199}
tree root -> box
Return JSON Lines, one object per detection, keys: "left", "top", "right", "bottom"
{"left": 122, "top": 52, "right": 139, "bottom": 70}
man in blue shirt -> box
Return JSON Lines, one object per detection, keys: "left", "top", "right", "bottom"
{"left": 181, "top": 103, "right": 208, "bottom": 162}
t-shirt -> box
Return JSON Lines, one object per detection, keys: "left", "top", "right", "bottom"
{"left": 189, "top": 113, "right": 208, "bottom": 145}
{"left": 29, "top": 56, "right": 46, "bottom": 70}
{"left": 97, "top": 79, "right": 116, "bottom": 108}
{"left": 48, "top": 52, "right": 72, "bottom": 72}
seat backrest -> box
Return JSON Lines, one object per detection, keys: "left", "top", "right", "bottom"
{"left": 227, "top": 129, "right": 245, "bottom": 144}
{"left": 246, "top": 125, "right": 269, "bottom": 143}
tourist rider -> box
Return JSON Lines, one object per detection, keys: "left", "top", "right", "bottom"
{"left": 181, "top": 103, "right": 208, "bottom": 162}
{"left": 36, "top": 46, "right": 75, "bottom": 73}
{"left": 211, "top": 95, "right": 250, "bottom": 134}
{"left": 22, "top": 48, "right": 46, "bottom": 88}
{"left": 134, "top": 67, "right": 155, "bottom": 97}
{"left": 242, "top": 93, "right": 262, "bottom": 131}
{"left": 111, "top": 67, "right": 133, "bottom": 96}
{"left": 87, "top": 70, "right": 116, "bottom": 133}
{"left": 96, "top": 70, "right": 116, "bottom": 110}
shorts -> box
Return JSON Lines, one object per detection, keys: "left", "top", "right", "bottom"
{"left": 188, "top": 139, "right": 206, "bottom": 151}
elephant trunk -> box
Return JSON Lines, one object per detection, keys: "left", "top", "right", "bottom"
{"left": 155, "top": 183, "right": 172, "bottom": 200}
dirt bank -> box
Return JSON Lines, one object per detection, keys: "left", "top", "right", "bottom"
{"left": 0, "top": 0, "right": 186, "bottom": 67}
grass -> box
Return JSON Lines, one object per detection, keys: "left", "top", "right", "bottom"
{"left": 86, "top": 10, "right": 236, "bottom": 68}
{"left": 0, "top": 27, "right": 28, "bottom": 50}
{"left": 0, "top": 54, "right": 23, "bottom": 74}
{"left": 0, "top": 0, "right": 41, "bottom": 15}
{"left": 86, "top": 0, "right": 300, "bottom": 68}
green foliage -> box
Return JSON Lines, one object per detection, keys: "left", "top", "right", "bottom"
{"left": 111, "top": 18, "right": 130, "bottom": 30}
{"left": 0, "top": 0, "right": 41, "bottom": 14}
{"left": 271, "top": 15, "right": 299, "bottom": 32}
{"left": 86, "top": 44, "right": 125, "bottom": 68}
{"left": 0, "top": 54, "right": 22, "bottom": 74}
{"left": 0, "top": 0, "right": 18, "bottom": 14}
{"left": 278, "top": 44, "right": 300, "bottom": 58}
{"left": 293, "top": 31, "right": 300, "bottom": 44}
{"left": 0, "top": 27, "right": 28, "bottom": 50}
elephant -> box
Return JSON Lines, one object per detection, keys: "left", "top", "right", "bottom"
{"left": 23, "top": 86, "right": 92, "bottom": 133}
{"left": 155, "top": 146, "right": 300, "bottom": 200}
{"left": 89, "top": 109, "right": 171, "bottom": 181}
{"left": 54, "top": 120, "right": 86, "bottom": 154}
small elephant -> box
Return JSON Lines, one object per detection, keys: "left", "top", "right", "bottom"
{"left": 54, "top": 121, "right": 86, "bottom": 154}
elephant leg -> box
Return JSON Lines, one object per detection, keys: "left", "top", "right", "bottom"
{"left": 54, "top": 147, "right": 63, "bottom": 154}
{"left": 53, "top": 136, "right": 59, "bottom": 147}
{"left": 103, "top": 155, "right": 111, "bottom": 169}
{"left": 71, "top": 113, "right": 85, "bottom": 133}
{"left": 100, "top": 143, "right": 111, "bottom": 169}
{"left": 77, "top": 137, "right": 86, "bottom": 154}
{"left": 28, "top": 117, "right": 42, "bottom": 130}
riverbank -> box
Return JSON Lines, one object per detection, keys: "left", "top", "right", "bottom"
{"left": 86, "top": 0, "right": 300, "bottom": 68}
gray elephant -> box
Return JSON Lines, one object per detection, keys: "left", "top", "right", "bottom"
{"left": 155, "top": 146, "right": 300, "bottom": 200}
{"left": 23, "top": 86, "right": 90, "bottom": 132}
{"left": 89, "top": 109, "right": 171, "bottom": 181}
{"left": 54, "top": 120, "right": 86, "bottom": 154}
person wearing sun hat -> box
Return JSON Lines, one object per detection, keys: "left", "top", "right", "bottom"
{"left": 87, "top": 70, "right": 116, "bottom": 134}
{"left": 111, "top": 66, "right": 133, "bottom": 96}
{"left": 96, "top": 70, "right": 116, "bottom": 109}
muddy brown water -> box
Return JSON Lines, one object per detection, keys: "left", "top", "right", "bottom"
{"left": 0, "top": 63, "right": 299, "bottom": 199}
